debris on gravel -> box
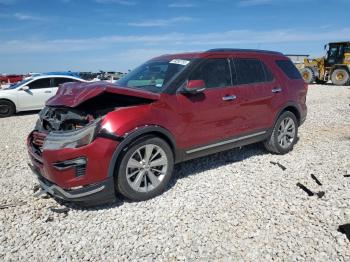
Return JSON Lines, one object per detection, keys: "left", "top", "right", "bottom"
{"left": 311, "top": 174, "right": 323, "bottom": 186}
{"left": 0, "top": 85, "right": 349, "bottom": 261}
{"left": 269, "top": 161, "right": 287, "bottom": 171}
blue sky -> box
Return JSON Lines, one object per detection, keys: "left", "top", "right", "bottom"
{"left": 0, "top": 0, "right": 349, "bottom": 73}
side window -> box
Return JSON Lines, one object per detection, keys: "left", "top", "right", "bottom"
{"left": 189, "top": 58, "right": 231, "bottom": 88}
{"left": 28, "top": 78, "right": 51, "bottom": 89}
{"left": 262, "top": 62, "right": 274, "bottom": 82}
{"left": 53, "top": 77, "right": 77, "bottom": 87}
{"left": 232, "top": 58, "right": 270, "bottom": 85}
{"left": 276, "top": 60, "right": 302, "bottom": 80}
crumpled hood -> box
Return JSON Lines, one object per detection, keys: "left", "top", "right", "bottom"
{"left": 46, "top": 81, "right": 160, "bottom": 107}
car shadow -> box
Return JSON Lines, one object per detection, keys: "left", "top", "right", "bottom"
{"left": 15, "top": 110, "right": 40, "bottom": 117}
{"left": 60, "top": 143, "right": 269, "bottom": 211}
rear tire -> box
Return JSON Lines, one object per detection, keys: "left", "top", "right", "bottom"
{"left": 116, "top": 136, "right": 174, "bottom": 201}
{"left": 264, "top": 111, "right": 298, "bottom": 155}
{"left": 331, "top": 69, "right": 349, "bottom": 86}
{"left": 300, "top": 67, "right": 316, "bottom": 84}
{"left": 0, "top": 100, "right": 15, "bottom": 118}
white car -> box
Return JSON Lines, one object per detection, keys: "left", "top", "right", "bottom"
{"left": 0, "top": 75, "right": 86, "bottom": 117}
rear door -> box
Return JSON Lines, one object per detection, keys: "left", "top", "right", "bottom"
{"left": 223, "top": 57, "right": 280, "bottom": 133}
{"left": 18, "top": 78, "right": 52, "bottom": 110}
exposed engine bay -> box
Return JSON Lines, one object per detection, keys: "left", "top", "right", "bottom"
{"left": 35, "top": 93, "right": 154, "bottom": 132}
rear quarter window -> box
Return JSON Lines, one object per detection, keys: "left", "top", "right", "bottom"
{"left": 276, "top": 60, "right": 302, "bottom": 80}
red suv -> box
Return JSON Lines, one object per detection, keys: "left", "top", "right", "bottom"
{"left": 27, "top": 49, "right": 307, "bottom": 205}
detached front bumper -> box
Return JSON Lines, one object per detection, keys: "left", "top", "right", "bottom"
{"left": 28, "top": 163, "right": 116, "bottom": 206}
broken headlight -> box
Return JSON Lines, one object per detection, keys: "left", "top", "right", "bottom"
{"left": 42, "top": 119, "right": 102, "bottom": 150}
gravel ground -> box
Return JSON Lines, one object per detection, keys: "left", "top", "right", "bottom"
{"left": 0, "top": 84, "right": 349, "bottom": 261}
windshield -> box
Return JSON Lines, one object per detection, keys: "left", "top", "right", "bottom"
{"left": 4, "top": 78, "right": 32, "bottom": 90}
{"left": 117, "top": 59, "right": 191, "bottom": 93}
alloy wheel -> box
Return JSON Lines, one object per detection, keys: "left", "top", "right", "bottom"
{"left": 126, "top": 144, "right": 168, "bottom": 192}
{"left": 277, "top": 117, "right": 296, "bottom": 149}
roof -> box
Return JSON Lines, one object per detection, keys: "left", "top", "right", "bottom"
{"left": 206, "top": 48, "right": 283, "bottom": 55}
{"left": 152, "top": 48, "right": 284, "bottom": 60}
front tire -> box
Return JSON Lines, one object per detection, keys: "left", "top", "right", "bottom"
{"left": 116, "top": 136, "right": 174, "bottom": 201}
{"left": 264, "top": 111, "right": 298, "bottom": 154}
{"left": 331, "top": 69, "right": 349, "bottom": 86}
{"left": 0, "top": 100, "right": 15, "bottom": 118}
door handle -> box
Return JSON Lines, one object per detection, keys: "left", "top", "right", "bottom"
{"left": 44, "top": 91, "right": 52, "bottom": 93}
{"left": 272, "top": 87, "right": 282, "bottom": 93}
{"left": 222, "top": 95, "right": 236, "bottom": 101}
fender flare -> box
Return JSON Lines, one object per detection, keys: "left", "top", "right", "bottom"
{"left": 274, "top": 102, "right": 302, "bottom": 126}
{"left": 107, "top": 125, "right": 177, "bottom": 177}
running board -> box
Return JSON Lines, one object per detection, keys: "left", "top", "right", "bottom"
{"left": 185, "top": 131, "right": 267, "bottom": 154}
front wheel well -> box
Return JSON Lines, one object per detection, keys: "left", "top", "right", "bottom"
{"left": 110, "top": 129, "right": 177, "bottom": 178}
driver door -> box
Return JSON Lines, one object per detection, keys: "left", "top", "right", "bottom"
{"left": 18, "top": 78, "right": 52, "bottom": 110}
{"left": 176, "top": 57, "right": 237, "bottom": 149}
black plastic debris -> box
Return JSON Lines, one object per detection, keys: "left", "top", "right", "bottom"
{"left": 270, "top": 161, "right": 287, "bottom": 171}
{"left": 0, "top": 201, "right": 26, "bottom": 209}
{"left": 33, "top": 185, "right": 40, "bottom": 193}
{"left": 296, "top": 183, "right": 314, "bottom": 196}
{"left": 311, "top": 174, "right": 322, "bottom": 186}
{"left": 296, "top": 183, "right": 325, "bottom": 198}
{"left": 344, "top": 175, "right": 350, "bottom": 178}
{"left": 45, "top": 216, "right": 54, "bottom": 223}
{"left": 49, "top": 207, "right": 70, "bottom": 215}
{"left": 316, "top": 191, "right": 325, "bottom": 198}
{"left": 338, "top": 224, "right": 350, "bottom": 241}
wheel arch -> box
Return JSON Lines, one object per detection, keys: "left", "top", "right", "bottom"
{"left": 107, "top": 125, "right": 178, "bottom": 178}
{"left": 0, "top": 98, "right": 17, "bottom": 112}
{"left": 275, "top": 103, "right": 301, "bottom": 126}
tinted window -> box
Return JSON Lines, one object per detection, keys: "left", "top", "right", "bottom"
{"left": 276, "top": 60, "right": 302, "bottom": 79}
{"left": 28, "top": 78, "right": 51, "bottom": 89}
{"left": 53, "top": 77, "right": 77, "bottom": 87}
{"left": 189, "top": 58, "right": 231, "bottom": 88}
{"left": 232, "top": 58, "right": 272, "bottom": 85}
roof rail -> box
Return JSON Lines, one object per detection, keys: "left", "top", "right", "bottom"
{"left": 206, "top": 48, "right": 282, "bottom": 55}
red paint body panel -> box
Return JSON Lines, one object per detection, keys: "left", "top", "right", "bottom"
{"left": 46, "top": 81, "right": 159, "bottom": 107}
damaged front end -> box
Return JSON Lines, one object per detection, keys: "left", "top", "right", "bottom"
{"left": 27, "top": 82, "right": 158, "bottom": 205}
{"left": 33, "top": 84, "right": 158, "bottom": 149}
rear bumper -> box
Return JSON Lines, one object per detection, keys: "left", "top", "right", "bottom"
{"left": 29, "top": 163, "right": 116, "bottom": 206}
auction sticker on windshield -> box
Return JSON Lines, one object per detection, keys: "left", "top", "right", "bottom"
{"left": 169, "top": 59, "right": 190, "bottom": 66}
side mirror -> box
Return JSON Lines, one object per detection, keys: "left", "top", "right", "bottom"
{"left": 20, "top": 86, "right": 29, "bottom": 91}
{"left": 182, "top": 80, "right": 206, "bottom": 94}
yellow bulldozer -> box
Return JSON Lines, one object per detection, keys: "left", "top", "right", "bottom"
{"left": 300, "top": 41, "right": 350, "bottom": 85}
